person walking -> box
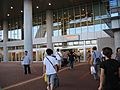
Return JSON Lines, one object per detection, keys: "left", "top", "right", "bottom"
{"left": 62, "top": 51, "right": 68, "bottom": 67}
{"left": 43, "top": 48, "right": 59, "bottom": 90}
{"left": 98, "top": 47, "right": 120, "bottom": 90}
{"left": 68, "top": 51, "right": 75, "bottom": 69}
{"left": 21, "top": 51, "right": 31, "bottom": 75}
{"left": 115, "top": 47, "right": 120, "bottom": 63}
{"left": 91, "top": 46, "right": 102, "bottom": 80}
{"left": 87, "top": 50, "right": 91, "bottom": 64}
{"left": 55, "top": 49, "right": 62, "bottom": 69}
{"left": 77, "top": 51, "right": 81, "bottom": 62}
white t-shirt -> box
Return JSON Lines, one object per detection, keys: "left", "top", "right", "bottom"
{"left": 55, "top": 52, "right": 62, "bottom": 61}
{"left": 43, "top": 56, "right": 58, "bottom": 75}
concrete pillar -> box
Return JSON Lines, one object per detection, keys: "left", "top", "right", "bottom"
{"left": 24, "top": 0, "right": 33, "bottom": 60}
{"left": 114, "top": 31, "right": 120, "bottom": 50}
{"left": 83, "top": 41, "right": 86, "bottom": 61}
{"left": 3, "top": 20, "right": 8, "bottom": 62}
{"left": 46, "top": 10, "right": 53, "bottom": 49}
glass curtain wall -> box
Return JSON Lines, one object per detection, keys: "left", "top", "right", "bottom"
{"left": 33, "top": 12, "right": 46, "bottom": 38}
{"left": 0, "top": 0, "right": 110, "bottom": 61}
{"left": 5, "top": 1, "right": 109, "bottom": 41}
{"left": 0, "top": 1, "right": 110, "bottom": 43}
{"left": 52, "top": 1, "right": 109, "bottom": 38}
{"left": 8, "top": 17, "right": 22, "bottom": 41}
{"left": 109, "top": 0, "right": 120, "bottom": 17}
{"left": 0, "top": 30, "right": 3, "bottom": 41}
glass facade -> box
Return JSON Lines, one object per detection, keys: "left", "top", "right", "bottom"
{"left": 0, "top": 0, "right": 113, "bottom": 61}
{"left": 109, "top": 0, "right": 120, "bottom": 17}
{"left": 0, "top": 30, "right": 3, "bottom": 41}
{"left": 52, "top": 2, "right": 109, "bottom": 39}
{"left": 109, "top": 0, "right": 118, "bottom": 8}
{"left": 0, "top": 1, "right": 109, "bottom": 41}
{"left": 8, "top": 29, "right": 22, "bottom": 41}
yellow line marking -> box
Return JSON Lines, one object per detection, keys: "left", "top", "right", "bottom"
{"left": 3, "top": 63, "right": 86, "bottom": 90}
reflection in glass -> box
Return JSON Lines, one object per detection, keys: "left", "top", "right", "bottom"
{"left": 68, "top": 42, "right": 73, "bottom": 46}
{"left": 85, "top": 40, "right": 91, "bottom": 45}
{"left": 91, "top": 40, "right": 97, "bottom": 44}
{"left": 88, "top": 25, "right": 94, "bottom": 32}
{"left": 79, "top": 41, "right": 84, "bottom": 45}
{"left": 74, "top": 41, "right": 79, "bottom": 45}
{"left": 82, "top": 26, "right": 87, "bottom": 32}
{"left": 0, "top": 30, "right": 3, "bottom": 41}
{"left": 8, "top": 29, "right": 22, "bottom": 40}
{"left": 76, "top": 27, "right": 81, "bottom": 34}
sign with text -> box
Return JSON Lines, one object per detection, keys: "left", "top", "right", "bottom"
{"left": 63, "top": 35, "right": 80, "bottom": 41}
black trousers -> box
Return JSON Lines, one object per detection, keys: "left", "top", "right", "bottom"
{"left": 24, "top": 65, "right": 31, "bottom": 74}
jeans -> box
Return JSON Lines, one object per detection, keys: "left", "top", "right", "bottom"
{"left": 93, "top": 64, "right": 100, "bottom": 80}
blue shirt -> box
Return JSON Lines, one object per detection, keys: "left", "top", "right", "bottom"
{"left": 92, "top": 50, "right": 102, "bottom": 65}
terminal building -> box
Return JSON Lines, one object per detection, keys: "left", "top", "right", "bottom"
{"left": 0, "top": 0, "right": 120, "bottom": 62}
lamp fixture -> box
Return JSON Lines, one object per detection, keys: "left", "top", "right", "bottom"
{"left": 49, "top": 3, "right": 51, "bottom": 5}
{"left": 10, "top": 6, "right": 13, "bottom": 9}
{"left": 36, "top": 6, "right": 39, "bottom": 8}
{"left": 7, "top": 14, "right": 10, "bottom": 16}
{"left": 82, "top": 9, "right": 84, "bottom": 11}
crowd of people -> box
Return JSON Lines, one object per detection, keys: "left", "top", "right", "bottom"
{"left": 89, "top": 46, "right": 120, "bottom": 90}
{"left": 21, "top": 46, "right": 120, "bottom": 90}
{"left": 42, "top": 48, "right": 82, "bottom": 90}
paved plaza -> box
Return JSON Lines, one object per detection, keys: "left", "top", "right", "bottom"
{"left": 0, "top": 62, "right": 98, "bottom": 90}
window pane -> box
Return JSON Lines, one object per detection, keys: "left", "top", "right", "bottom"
{"left": 0, "top": 30, "right": 3, "bottom": 41}
{"left": 91, "top": 40, "right": 97, "bottom": 44}
{"left": 79, "top": 41, "right": 84, "bottom": 45}
{"left": 68, "top": 42, "right": 73, "bottom": 46}
{"left": 85, "top": 40, "right": 91, "bottom": 45}
{"left": 88, "top": 25, "right": 94, "bottom": 32}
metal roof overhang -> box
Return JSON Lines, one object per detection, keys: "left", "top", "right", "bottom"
{"left": 102, "top": 15, "right": 120, "bottom": 38}
{"left": 104, "top": 28, "right": 120, "bottom": 38}
{"left": 0, "top": 0, "right": 98, "bottom": 22}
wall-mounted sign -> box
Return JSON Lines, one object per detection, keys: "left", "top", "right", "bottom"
{"left": 63, "top": 35, "right": 80, "bottom": 41}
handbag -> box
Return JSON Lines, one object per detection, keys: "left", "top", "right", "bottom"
{"left": 90, "top": 66, "right": 96, "bottom": 74}
{"left": 44, "top": 73, "right": 47, "bottom": 82}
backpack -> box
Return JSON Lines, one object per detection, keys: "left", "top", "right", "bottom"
{"left": 96, "top": 58, "right": 101, "bottom": 65}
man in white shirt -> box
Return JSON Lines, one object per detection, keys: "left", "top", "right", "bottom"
{"left": 22, "top": 51, "right": 31, "bottom": 74}
{"left": 43, "top": 49, "right": 59, "bottom": 90}
{"left": 55, "top": 49, "right": 62, "bottom": 69}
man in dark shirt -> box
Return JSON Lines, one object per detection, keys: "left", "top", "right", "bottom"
{"left": 98, "top": 47, "right": 120, "bottom": 90}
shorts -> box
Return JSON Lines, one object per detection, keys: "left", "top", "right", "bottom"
{"left": 46, "top": 73, "right": 57, "bottom": 85}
